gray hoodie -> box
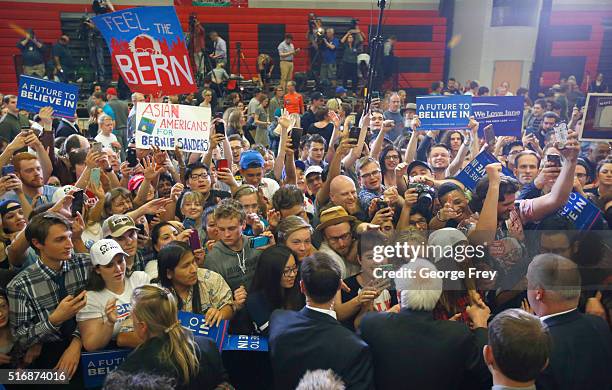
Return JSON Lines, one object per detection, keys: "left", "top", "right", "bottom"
{"left": 204, "top": 236, "right": 261, "bottom": 291}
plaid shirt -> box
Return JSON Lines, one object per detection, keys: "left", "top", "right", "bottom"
{"left": 7, "top": 253, "right": 91, "bottom": 349}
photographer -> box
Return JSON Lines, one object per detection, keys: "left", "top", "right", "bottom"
{"left": 321, "top": 28, "right": 340, "bottom": 87}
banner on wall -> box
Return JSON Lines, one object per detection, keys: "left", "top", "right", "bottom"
{"left": 578, "top": 93, "right": 612, "bottom": 141}
{"left": 416, "top": 95, "right": 472, "bottom": 130}
{"left": 472, "top": 96, "right": 524, "bottom": 136}
{"left": 456, "top": 150, "right": 514, "bottom": 191}
{"left": 135, "top": 103, "right": 211, "bottom": 152}
{"left": 17, "top": 75, "right": 79, "bottom": 118}
{"left": 92, "top": 6, "right": 197, "bottom": 95}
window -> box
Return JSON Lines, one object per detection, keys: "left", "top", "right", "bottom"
{"left": 491, "top": 0, "right": 538, "bottom": 27}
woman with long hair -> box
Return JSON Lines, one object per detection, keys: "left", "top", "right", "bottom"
{"left": 77, "top": 239, "right": 150, "bottom": 351}
{"left": 119, "top": 285, "right": 230, "bottom": 390}
{"left": 254, "top": 96, "right": 271, "bottom": 147}
{"left": 145, "top": 221, "right": 192, "bottom": 281}
{"left": 379, "top": 145, "right": 402, "bottom": 187}
{"left": 440, "top": 130, "right": 464, "bottom": 159}
{"left": 88, "top": 106, "right": 103, "bottom": 138}
{"left": 157, "top": 241, "right": 235, "bottom": 326}
{"left": 246, "top": 245, "right": 305, "bottom": 334}
{"left": 306, "top": 107, "right": 335, "bottom": 141}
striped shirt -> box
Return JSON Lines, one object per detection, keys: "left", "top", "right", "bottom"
{"left": 7, "top": 253, "right": 91, "bottom": 349}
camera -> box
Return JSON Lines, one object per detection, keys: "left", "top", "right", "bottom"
{"left": 408, "top": 183, "right": 436, "bottom": 210}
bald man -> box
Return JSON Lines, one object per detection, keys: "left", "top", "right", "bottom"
{"left": 527, "top": 254, "right": 612, "bottom": 390}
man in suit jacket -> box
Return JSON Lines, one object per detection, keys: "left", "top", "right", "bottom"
{"left": 55, "top": 116, "right": 80, "bottom": 138}
{"left": 359, "top": 258, "right": 492, "bottom": 390}
{"left": 484, "top": 309, "right": 551, "bottom": 390}
{"left": 269, "top": 252, "right": 374, "bottom": 390}
{"left": 527, "top": 254, "right": 612, "bottom": 390}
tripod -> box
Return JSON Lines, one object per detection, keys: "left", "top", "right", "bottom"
{"left": 196, "top": 48, "right": 215, "bottom": 88}
{"left": 231, "top": 42, "right": 253, "bottom": 89}
{"left": 365, "top": 0, "right": 387, "bottom": 112}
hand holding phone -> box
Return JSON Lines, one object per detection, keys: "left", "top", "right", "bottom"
{"left": 250, "top": 236, "right": 270, "bottom": 249}
{"left": 1, "top": 165, "right": 15, "bottom": 176}
{"left": 216, "top": 159, "right": 229, "bottom": 171}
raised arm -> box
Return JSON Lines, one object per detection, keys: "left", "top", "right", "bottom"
{"left": 528, "top": 131, "right": 579, "bottom": 222}
{"left": 316, "top": 138, "right": 355, "bottom": 206}
{"left": 370, "top": 120, "right": 394, "bottom": 160}
{"left": 342, "top": 112, "right": 369, "bottom": 169}
{"left": 469, "top": 163, "right": 502, "bottom": 246}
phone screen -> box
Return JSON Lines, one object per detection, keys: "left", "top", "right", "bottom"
{"left": 127, "top": 148, "right": 138, "bottom": 167}
{"left": 291, "top": 128, "right": 303, "bottom": 158}
{"left": 484, "top": 126, "right": 496, "bottom": 146}
{"left": 71, "top": 191, "right": 84, "bottom": 218}
{"left": 215, "top": 121, "right": 225, "bottom": 135}
{"left": 90, "top": 168, "right": 101, "bottom": 186}
{"left": 348, "top": 126, "right": 360, "bottom": 142}
{"left": 2, "top": 165, "right": 15, "bottom": 176}
{"left": 250, "top": 236, "right": 270, "bottom": 249}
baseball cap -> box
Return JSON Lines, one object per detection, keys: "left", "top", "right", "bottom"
{"left": 106, "top": 87, "right": 117, "bottom": 96}
{"left": 90, "top": 239, "right": 128, "bottom": 266}
{"left": 102, "top": 214, "right": 139, "bottom": 238}
{"left": 407, "top": 160, "right": 432, "bottom": 175}
{"left": 335, "top": 86, "right": 347, "bottom": 95}
{"left": 304, "top": 165, "right": 323, "bottom": 177}
{"left": 295, "top": 160, "right": 306, "bottom": 172}
{"left": 310, "top": 91, "right": 325, "bottom": 101}
{"left": 240, "top": 150, "right": 265, "bottom": 170}
{"left": 401, "top": 103, "right": 417, "bottom": 115}
{"left": 51, "top": 185, "right": 84, "bottom": 204}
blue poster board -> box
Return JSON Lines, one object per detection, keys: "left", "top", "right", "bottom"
{"left": 17, "top": 75, "right": 79, "bottom": 118}
{"left": 81, "top": 349, "right": 131, "bottom": 388}
{"left": 223, "top": 334, "right": 269, "bottom": 352}
{"left": 178, "top": 311, "right": 229, "bottom": 351}
{"left": 456, "top": 150, "right": 515, "bottom": 191}
{"left": 558, "top": 191, "right": 604, "bottom": 230}
{"left": 416, "top": 95, "right": 472, "bottom": 130}
{"left": 472, "top": 96, "right": 524, "bottom": 136}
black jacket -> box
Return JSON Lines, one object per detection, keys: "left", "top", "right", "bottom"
{"left": 269, "top": 307, "right": 374, "bottom": 390}
{"left": 119, "top": 334, "right": 228, "bottom": 390}
{"left": 537, "top": 309, "right": 612, "bottom": 390}
{"left": 359, "top": 308, "right": 491, "bottom": 390}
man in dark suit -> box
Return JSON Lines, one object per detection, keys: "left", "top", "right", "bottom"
{"left": 527, "top": 254, "right": 612, "bottom": 390}
{"left": 269, "top": 252, "right": 374, "bottom": 390}
{"left": 55, "top": 115, "right": 80, "bottom": 138}
{"left": 359, "top": 258, "right": 492, "bottom": 390}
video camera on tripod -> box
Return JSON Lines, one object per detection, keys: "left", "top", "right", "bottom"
{"left": 308, "top": 13, "right": 325, "bottom": 45}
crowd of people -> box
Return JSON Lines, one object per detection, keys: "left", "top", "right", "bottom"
{"left": 0, "top": 69, "right": 610, "bottom": 389}
{"left": 2, "top": 1, "right": 612, "bottom": 388}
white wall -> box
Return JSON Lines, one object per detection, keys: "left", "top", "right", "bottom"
{"left": 450, "top": 0, "right": 542, "bottom": 90}
{"left": 248, "top": 0, "right": 439, "bottom": 10}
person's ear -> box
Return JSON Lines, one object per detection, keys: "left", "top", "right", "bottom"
{"left": 31, "top": 238, "right": 43, "bottom": 252}
{"left": 541, "top": 357, "right": 549, "bottom": 372}
{"left": 166, "top": 269, "right": 174, "bottom": 281}
{"left": 299, "top": 279, "right": 306, "bottom": 295}
{"left": 483, "top": 345, "right": 494, "bottom": 367}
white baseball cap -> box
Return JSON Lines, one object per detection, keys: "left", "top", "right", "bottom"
{"left": 90, "top": 239, "right": 128, "bottom": 266}
{"left": 304, "top": 165, "right": 323, "bottom": 177}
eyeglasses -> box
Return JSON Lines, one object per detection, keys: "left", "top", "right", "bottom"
{"left": 327, "top": 232, "right": 352, "bottom": 244}
{"left": 385, "top": 155, "right": 400, "bottom": 161}
{"left": 190, "top": 173, "right": 210, "bottom": 180}
{"left": 360, "top": 169, "right": 381, "bottom": 180}
{"left": 283, "top": 266, "right": 299, "bottom": 277}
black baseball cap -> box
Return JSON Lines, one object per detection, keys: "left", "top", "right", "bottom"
{"left": 310, "top": 92, "right": 325, "bottom": 101}
{"left": 407, "top": 160, "right": 433, "bottom": 175}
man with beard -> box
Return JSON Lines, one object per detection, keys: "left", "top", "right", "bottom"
{"left": 2, "top": 153, "right": 57, "bottom": 207}
{"left": 317, "top": 206, "right": 361, "bottom": 279}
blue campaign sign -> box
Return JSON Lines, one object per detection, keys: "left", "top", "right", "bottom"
{"left": 17, "top": 75, "right": 79, "bottom": 118}
{"left": 91, "top": 6, "right": 196, "bottom": 96}
{"left": 223, "top": 334, "right": 269, "bottom": 352}
{"left": 472, "top": 96, "right": 524, "bottom": 136}
{"left": 416, "top": 95, "right": 472, "bottom": 130}
{"left": 178, "top": 311, "right": 229, "bottom": 351}
{"left": 81, "top": 348, "right": 131, "bottom": 388}
{"left": 558, "top": 191, "right": 604, "bottom": 230}
{"left": 456, "top": 150, "right": 514, "bottom": 191}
